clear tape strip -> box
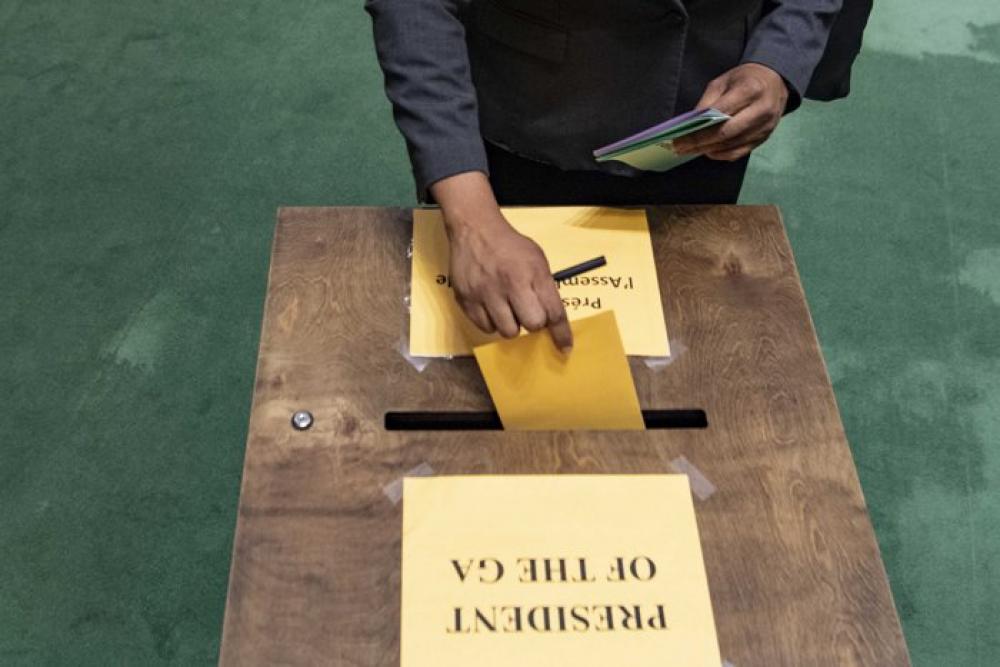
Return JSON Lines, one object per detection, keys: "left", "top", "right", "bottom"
{"left": 383, "top": 462, "right": 435, "bottom": 505}
{"left": 396, "top": 337, "right": 433, "bottom": 373}
{"left": 643, "top": 340, "right": 687, "bottom": 372}
{"left": 670, "top": 455, "right": 717, "bottom": 501}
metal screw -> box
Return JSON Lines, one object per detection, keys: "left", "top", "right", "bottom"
{"left": 291, "top": 410, "right": 314, "bottom": 431}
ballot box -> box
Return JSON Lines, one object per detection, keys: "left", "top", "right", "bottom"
{"left": 219, "top": 206, "right": 910, "bottom": 666}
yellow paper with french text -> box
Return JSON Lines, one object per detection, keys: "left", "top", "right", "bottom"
{"left": 473, "top": 311, "right": 643, "bottom": 430}
{"left": 410, "top": 206, "right": 669, "bottom": 357}
{"left": 400, "top": 474, "right": 721, "bottom": 667}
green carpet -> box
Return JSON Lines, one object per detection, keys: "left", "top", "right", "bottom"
{"left": 1, "top": 1, "right": 997, "bottom": 664}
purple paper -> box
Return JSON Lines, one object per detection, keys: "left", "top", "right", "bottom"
{"left": 593, "top": 108, "right": 709, "bottom": 157}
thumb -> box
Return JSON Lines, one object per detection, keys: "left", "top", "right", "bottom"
{"left": 696, "top": 75, "right": 729, "bottom": 110}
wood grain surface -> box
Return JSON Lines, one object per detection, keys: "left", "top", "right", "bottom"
{"left": 219, "top": 206, "right": 910, "bottom": 666}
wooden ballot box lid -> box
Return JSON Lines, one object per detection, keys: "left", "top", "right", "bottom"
{"left": 219, "top": 206, "right": 910, "bottom": 666}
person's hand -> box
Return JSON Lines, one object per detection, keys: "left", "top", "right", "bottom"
{"left": 429, "top": 171, "right": 573, "bottom": 353}
{"left": 672, "top": 63, "right": 789, "bottom": 161}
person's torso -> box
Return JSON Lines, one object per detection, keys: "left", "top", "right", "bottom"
{"left": 465, "top": 0, "right": 763, "bottom": 173}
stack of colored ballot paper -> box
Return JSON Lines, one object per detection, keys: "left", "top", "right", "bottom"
{"left": 400, "top": 474, "right": 722, "bottom": 666}
{"left": 409, "top": 206, "right": 669, "bottom": 357}
{"left": 473, "top": 311, "right": 643, "bottom": 431}
{"left": 593, "top": 108, "right": 729, "bottom": 172}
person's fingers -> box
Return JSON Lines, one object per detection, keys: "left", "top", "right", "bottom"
{"left": 535, "top": 282, "right": 573, "bottom": 352}
{"left": 675, "top": 102, "right": 770, "bottom": 155}
{"left": 547, "top": 315, "right": 573, "bottom": 353}
{"left": 485, "top": 295, "right": 519, "bottom": 338}
{"left": 698, "top": 117, "right": 773, "bottom": 158}
{"left": 674, "top": 76, "right": 736, "bottom": 155}
{"left": 674, "top": 114, "right": 751, "bottom": 155}
{"left": 509, "top": 287, "right": 548, "bottom": 333}
{"left": 679, "top": 75, "right": 765, "bottom": 152}
{"left": 460, "top": 299, "right": 495, "bottom": 333}
{"left": 705, "top": 143, "right": 756, "bottom": 162}
{"left": 702, "top": 128, "right": 770, "bottom": 159}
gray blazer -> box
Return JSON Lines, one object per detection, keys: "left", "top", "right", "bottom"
{"left": 365, "top": 0, "right": 843, "bottom": 199}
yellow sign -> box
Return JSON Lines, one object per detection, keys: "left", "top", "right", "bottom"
{"left": 473, "top": 311, "right": 643, "bottom": 430}
{"left": 410, "top": 207, "right": 670, "bottom": 357}
{"left": 401, "top": 475, "right": 721, "bottom": 667}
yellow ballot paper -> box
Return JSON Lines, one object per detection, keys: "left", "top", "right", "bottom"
{"left": 473, "top": 311, "right": 643, "bottom": 430}
{"left": 410, "top": 206, "right": 669, "bottom": 357}
{"left": 400, "top": 475, "right": 722, "bottom": 667}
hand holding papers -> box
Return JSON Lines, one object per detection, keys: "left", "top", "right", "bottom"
{"left": 401, "top": 475, "right": 722, "bottom": 666}
{"left": 593, "top": 108, "right": 730, "bottom": 172}
{"left": 473, "top": 311, "right": 643, "bottom": 431}
{"left": 410, "top": 207, "right": 669, "bottom": 357}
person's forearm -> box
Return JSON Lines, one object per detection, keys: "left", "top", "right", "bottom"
{"left": 365, "top": 0, "right": 488, "bottom": 201}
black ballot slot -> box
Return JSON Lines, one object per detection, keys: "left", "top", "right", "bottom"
{"left": 383, "top": 410, "right": 708, "bottom": 431}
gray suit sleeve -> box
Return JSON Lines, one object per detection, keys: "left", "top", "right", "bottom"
{"left": 365, "top": 0, "right": 487, "bottom": 201}
{"left": 741, "top": 0, "right": 844, "bottom": 107}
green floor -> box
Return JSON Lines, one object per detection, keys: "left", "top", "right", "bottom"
{"left": 1, "top": 1, "right": 998, "bottom": 664}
